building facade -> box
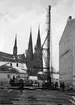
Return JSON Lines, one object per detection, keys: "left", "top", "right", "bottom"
{"left": 59, "top": 16, "right": 75, "bottom": 86}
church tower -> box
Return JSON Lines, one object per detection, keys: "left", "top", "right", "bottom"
{"left": 34, "top": 25, "right": 43, "bottom": 73}
{"left": 27, "top": 28, "right": 33, "bottom": 60}
{"left": 26, "top": 28, "right": 33, "bottom": 75}
{"left": 13, "top": 34, "right": 17, "bottom": 60}
{"left": 35, "top": 25, "right": 41, "bottom": 50}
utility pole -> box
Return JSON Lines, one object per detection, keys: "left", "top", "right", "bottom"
{"left": 47, "top": 5, "right": 51, "bottom": 87}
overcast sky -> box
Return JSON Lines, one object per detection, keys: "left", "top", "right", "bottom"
{"left": 0, "top": 0, "right": 74, "bottom": 71}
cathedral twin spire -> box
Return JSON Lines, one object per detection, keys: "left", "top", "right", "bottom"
{"left": 27, "top": 25, "right": 41, "bottom": 60}
{"left": 26, "top": 25, "right": 43, "bottom": 75}
{"left": 28, "top": 27, "right": 33, "bottom": 60}
{"left": 35, "top": 25, "right": 41, "bottom": 50}
{"left": 13, "top": 25, "right": 41, "bottom": 61}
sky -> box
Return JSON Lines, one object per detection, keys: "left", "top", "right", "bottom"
{"left": 0, "top": 0, "right": 74, "bottom": 71}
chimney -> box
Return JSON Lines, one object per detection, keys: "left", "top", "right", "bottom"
{"left": 68, "top": 16, "right": 72, "bottom": 20}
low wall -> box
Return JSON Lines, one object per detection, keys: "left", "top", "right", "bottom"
{"left": 0, "top": 72, "right": 27, "bottom": 87}
{"left": 0, "top": 72, "right": 10, "bottom": 87}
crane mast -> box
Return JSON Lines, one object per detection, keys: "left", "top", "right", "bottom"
{"left": 47, "top": 5, "right": 51, "bottom": 86}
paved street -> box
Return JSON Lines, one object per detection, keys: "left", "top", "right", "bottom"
{"left": 0, "top": 88, "right": 75, "bottom": 105}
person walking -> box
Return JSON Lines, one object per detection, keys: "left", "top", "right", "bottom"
{"left": 62, "top": 82, "right": 65, "bottom": 92}
{"left": 55, "top": 81, "right": 58, "bottom": 90}
{"left": 60, "top": 82, "right": 62, "bottom": 91}
{"left": 13, "top": 76, "right": 15, "bottom": 82}
{"left": 19, "top": 79, "right": 24, "bottom": 93}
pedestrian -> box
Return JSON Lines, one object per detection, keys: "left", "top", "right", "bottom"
{"left": 60, "top": 82, "right": 62, "bottom": 91}
{"left": 19, "top": 79, "right": 24, "bottom": 93}
{"left": 62, "top": 82, "right": 65, "bottom": 92}
{"left": 13, "top": 76, "right": 15, "bottom": 82}
{"left": 55, "top": 81, "right": 58, "bottom": 89}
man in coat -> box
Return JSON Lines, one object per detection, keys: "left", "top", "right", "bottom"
{"left": 19, "top": 79, "right": 24, "bottom": 93}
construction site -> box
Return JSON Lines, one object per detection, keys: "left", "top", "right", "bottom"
{"left": 0, "top": 4, "right": 74, "bottom": 105}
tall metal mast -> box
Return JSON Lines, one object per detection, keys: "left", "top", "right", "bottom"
{"left": 47, "top": 5, "right": 51, "bottom": 86}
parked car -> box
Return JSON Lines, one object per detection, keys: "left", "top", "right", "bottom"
{"left": 9, "top": 78, "right": 20, "bottom": 87}
{"left": 32, "top": 80, "right": 39, "bottom": 87}
{"left": 24, "top": 80, "right": 33, "bottom": 86}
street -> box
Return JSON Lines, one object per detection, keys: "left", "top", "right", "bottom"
{"left": 0, "top": 88, "right": 74, "bottom": 105}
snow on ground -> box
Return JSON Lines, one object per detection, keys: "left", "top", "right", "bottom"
{"left": 0, "top": 61, "right": 27, "bottom": 73}
{"left": 7, "top": 63, "right": 27, "bottom": 73}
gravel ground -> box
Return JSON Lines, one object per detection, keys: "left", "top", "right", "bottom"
{"left": 0, "top": 88, "right": 74, "bottom": 105}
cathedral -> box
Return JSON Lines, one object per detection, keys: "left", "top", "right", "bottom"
{"left": 0, "top": 26, "right": 43, "bottom": 76}
{"left": 26, "top": 26, "right": 43, "bottom": 76}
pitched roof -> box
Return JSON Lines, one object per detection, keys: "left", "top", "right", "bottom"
{"left": 0, "top": 51, "right": 26, "bottom": 63}
{"left": 0, "top": 52, "right": 13, "bottom": 58}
